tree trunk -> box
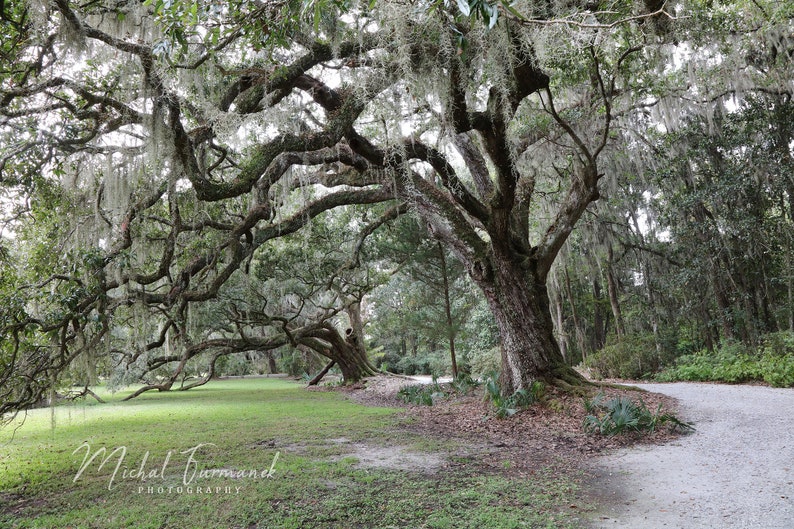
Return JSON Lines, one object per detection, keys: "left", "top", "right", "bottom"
{"left": 606, "top": 246, "right": 626, "bottom": 338}
{"left": 322, "top": 335, "right": 378, "bottom": 383}
{"left": 592, "top": 278, "right": 607, "bottom": 351}
{"left": 629, "top": 209, "right": 663, "bottom": 357}
{"left": 788, "top": 189, "right": 794, "bottom": 332}
{"left": 757, "top": 261, "right": 778, "bottom": 333}
{"left": 307, "top": 360, "right": 336, "bottom": 386}
{"left": 333, "top": 340, "right": 378, "bottom": 382}
{"left": 697, "top": 300, "right": 717, "bottom": 351}
{"left": 300, "top": 321, "right": 378, "bottom": 384}
{"left": 563, "top": 266, "right": 588, "bottom": 361}
{"left": 787, "top": 240, "right": 794, "bottom": 332}
{"left": 476, "top": 254, "right": 586, "bottom": 395}
{"left": 710, "top": 261, "right": 735, "bottom": 341}
{"left": 551, "top": 279, "right": 569, "bottom": 363}
{"left": 438, "top": 242, "right": 459, "bottom": 378}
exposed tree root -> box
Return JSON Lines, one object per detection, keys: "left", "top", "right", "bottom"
{"left": 546, "top": 364, "right": 596, "bottom": 396}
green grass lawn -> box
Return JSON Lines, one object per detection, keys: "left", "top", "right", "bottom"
{"left": 0, "top": 378, "right": 582, "bottom": 529}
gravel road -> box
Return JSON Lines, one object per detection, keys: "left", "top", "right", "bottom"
{"left": 588, "top": 383, "right": 794, "bottom": 529}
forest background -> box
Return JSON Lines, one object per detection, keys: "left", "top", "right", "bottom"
{"left": 1, "top": 0, "right": 794, "bottom": 414}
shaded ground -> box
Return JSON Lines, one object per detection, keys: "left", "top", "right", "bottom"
{"left": 324, "top": 374, "right": 686, "bottom": 523}
{"left": 586, "top": 383, "right": 794, "bottom": 529}
{"left": 335, "top": 377, "right": 794, "bottom": 528}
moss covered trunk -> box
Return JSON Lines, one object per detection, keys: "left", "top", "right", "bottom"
{"left": 300, "top": 322, "right": 378, "bottom": 384}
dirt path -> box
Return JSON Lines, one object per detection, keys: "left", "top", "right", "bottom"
{"left": 587, "top": 383, "right": 794, "bottom": 529}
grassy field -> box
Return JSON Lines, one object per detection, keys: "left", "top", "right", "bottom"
{"left": 0, "top": 378, "right": 582, "bottom": 528}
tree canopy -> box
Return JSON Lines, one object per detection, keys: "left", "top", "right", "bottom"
{"left": 1, "top": 0, "right": 793, "bottom": 416}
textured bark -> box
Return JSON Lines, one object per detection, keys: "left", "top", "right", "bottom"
{"left": 300, "top": 321, "right": 378, "bottom": 384}
{"left": 438, "top": 242, "right": 459, "bottom": 379}
{"left": 592, "top": 278, "right": 607, "bottom": 351}
{"left": 563, "top": 266, "right": 588, "bottom": 360}
{"left": 552, "top": 282, "right": 569, "bottom": 362}
{"left": 606, "top": 246, "right": 626, "bottom": 338}
{"left": 307, "top": 360, "right": 336, "bottom": 386}
{"left": 710, "top": 262, "right": 735, "bottom": 341}
{"left": 334, "top": 339, "right": 379, "bottom": 382}
{"left": 476, "top": 252, "right": 587, "bottom": 395}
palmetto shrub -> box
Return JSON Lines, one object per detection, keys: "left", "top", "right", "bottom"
{"left": 583, "top": 393, "right": 694, "bottom": 436}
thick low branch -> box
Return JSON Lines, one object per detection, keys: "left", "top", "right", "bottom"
{"left": 404, "top": 140, "right": 490, "bottom": 223}
{"left": 534, "top": 162, "right": 601, "bottom": 278}
{"left": 253, "top": 187, "right": 395, "bottom": 247}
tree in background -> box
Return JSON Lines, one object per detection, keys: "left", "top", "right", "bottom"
{"left": 1, "top": 0, "right": 663, "bottom": 414}
{"left": 365, "top": 216, "right": 482, "bottom": 378}
{"left": 561, "top": 0, "right": 794, "bottom": 378}
{"left": 4, "top": 0, "right": 794, "bottom": 417}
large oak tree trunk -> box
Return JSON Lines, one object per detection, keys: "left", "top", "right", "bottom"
{"left": 476, "top": 254, "right": 587, "bottom": 395}
{"left": 332, "top": 339, "right": 378, "bottom": 382}
{"left": 300, "top": 318, "right": 378, "bottom": 384}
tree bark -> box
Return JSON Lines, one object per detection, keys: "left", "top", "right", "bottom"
{"left": 267, "top": 352, "right": 278, "bottom": 374}
{"left": 788, "top": 188, "right": 794, "bottom": 332}
{"left": 551, "top": 279, "right": 569, "bottom": 363}
{"left": 475, "top": 254, "right": 587, "bottom": 395}
{"left": 592, "top": 277, "right": 607, "bottom": 351}
{"left": 307, "top": 360, "right": 336, "bottom": 386}
{"left": 292, "top": 301, "right": 380, "bottom": 383}
{"left": 629, "top": 209, "right": 663, "bottom": 356}
{"left": 606, "top": 246, "right": 626, "bottom": 338}
{"left": 710, "top": 261, "right": 735, "bottom": 341}
{"left": 438, "top": 242, "right": 459, "bottom": 378}
{"left": 301, "top": 329, "right": 378, "bottom": 383}
{"left": 697, "top": 300, "right": 717, "bottom": 351}
{"left": 563, "top": 266, "right": 588, "bottom": 361}
{"left": 787, "top": 239, "right": 794, "bottom": 332}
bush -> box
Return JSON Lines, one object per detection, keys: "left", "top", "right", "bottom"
{"left": 482, "top": 371, "right": 545, "bottom": 419}
{"left": 395, "top": 355, "right": 431, "bottom": 376}
{"left": 397, "top": 374, "right": 481, "bottom": 406}
{"left": 450, "top": 372, "right": 480, "bottom": 394}
{"left": 382, "top": 351, "right": 452, "bottom": 377}
{"left": 584, "top": 334, "right": 663, "bottom": 380}
{"left": 655, "top": 353, "right": 715, "bottom": 382}
{"left": 656, "top": 333, "right": 794, "bottom": 388}
{"left": 467, "top": 346, "right": 501, "bottom": 379}
{"left": 397, "top": 383, "right": 445, "bottom": 406}
{"left": 761, "top": 331, "right": 794, "bottom": 357}
{"left": 214, "top": 354, "right": 252, "bottom": 377}
{"left": 583, "top": 393, "right": 693, "bottom": 436}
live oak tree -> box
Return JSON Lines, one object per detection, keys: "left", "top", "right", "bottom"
{"left": 0, "top": 0, "right": 694, "bottom": 415}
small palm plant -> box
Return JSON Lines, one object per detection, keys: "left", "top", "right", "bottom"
{"left": 483, "top": 371, "right": 545, "bottom": 418}
{"left": 583, "top": 392, "right": 694, "bottom": 435}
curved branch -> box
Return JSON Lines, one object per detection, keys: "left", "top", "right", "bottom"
{"left": 347, "top": 202, "right": 409, "bottom": 269}
{"left": 404, "top": 140, "right": 490, "bottom": 223}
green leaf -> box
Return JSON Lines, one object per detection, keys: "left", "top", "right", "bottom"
{"left": 457, "top": 0, "right": 471, "bottom": 17}
{"left": 487, "top": 4, "right": 498, "bottom": 28}
{"left": 500, "top": 0, "right": 524, "bottom": 20}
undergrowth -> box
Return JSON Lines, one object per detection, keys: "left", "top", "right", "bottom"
{"left": 482, "top": 371, "right": 545, "bottom": 419}
{"left": 582, "top": 393, "right": 694, "bottom": 436}
{"left": 656, "top": 333, "right": 794, "bottom": 387}
{"left": 397, "top": 373, "right": 481, "bottom": 406}
{"left": 397, "top": 372, "right": 545, "bottom": 420}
